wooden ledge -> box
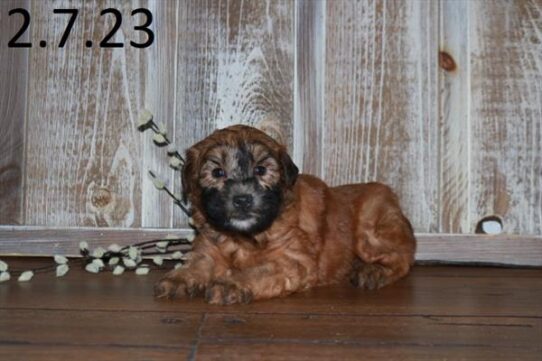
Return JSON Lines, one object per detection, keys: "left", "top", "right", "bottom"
{"left": 415, "top": 233, "right": 542, "bottom": 267}
{"left": 0, "top": 226, "right": 541, "bottom": 267}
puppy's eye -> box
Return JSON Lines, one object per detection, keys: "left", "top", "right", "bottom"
{"left": 254, "top": 166, "right": 267, "bottom": 176}
{"left": 212, "top": 168, "right": 226, "bottom": 178}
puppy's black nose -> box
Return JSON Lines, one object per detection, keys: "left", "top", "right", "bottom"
{"left": 232, "top": 194, "right": 253, "bottom": 210}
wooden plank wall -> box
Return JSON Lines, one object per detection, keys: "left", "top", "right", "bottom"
{"left": 24, "top": 0, "right": 147, "bottom": 227}
{"left": 439, "top": 0, "right": 542, "bottom": 234}
{"left": 321, "top": 0, "right": 439, "bottom": 232}
{"left": 0, "top": 0, "right": 29, "bottom": 225}
{"left": 469, "top": 0, "right": 542, "bottom": 235}
{"left": 0, "top": 0, "right": 540, "bottom": 238}
{"left": 439, "top": 0, "right": 470, "bottom": 234}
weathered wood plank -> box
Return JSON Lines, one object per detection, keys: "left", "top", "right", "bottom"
{"left": 172, "top": 0, "right": 294, "bottom": 226}
{"left": 141, "top": 0, "right": 177, "bottom": 228}
{"left": 294, "top": 0, "right": 325, "bottom": 175}
{"left": 24, "top": 0, "right": 148, "bottom": 227}
{"left": 439, "top": 0, "right": 471, "bottom": 233}
{"left": 469, "top": 0, "right": 542, "bottom": 235}
{"left": 415, "top": 233, "right": 542, "bottom": 267}
{"left": 323, "top": 0, "right": 439, "bottom": 232}
{"left": 0, "top": 0, "right": 29, "bottom": 225}
{"left": 1, "top": 227, "right": 540, "bottom": 266}
{"left": 0, "top": 226, "right": 193, "bottom": 256}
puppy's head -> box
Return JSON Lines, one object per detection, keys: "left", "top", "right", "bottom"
{"left": 182, "top": 125, "right": 298, "bottom": 235}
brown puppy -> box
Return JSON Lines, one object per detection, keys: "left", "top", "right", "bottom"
{"left": 154, "top": 125, "right": 416, "bottom": 305}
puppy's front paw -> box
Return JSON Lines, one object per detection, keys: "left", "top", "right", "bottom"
{"left": 205, "top": 281, "right": 253, "bottom": 305}
{"left": 154, "top": 269, "right": 205, "bottom": 300}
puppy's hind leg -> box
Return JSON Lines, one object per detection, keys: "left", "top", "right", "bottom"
{"left": 350, "top": 189, "right": 416, "bottom": 290}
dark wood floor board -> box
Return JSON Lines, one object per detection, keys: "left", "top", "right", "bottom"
{"left": 0, "top": 265, "right": 173, "bottom": 312}
{"left": 0, "top": 344, "right": 188, "bottom": 361}
{"left": 195, "top": 343, "right": 542, "bottom": 361}
{"left": 0, "top": 259, "right": 541, "bottom": 318}
{"left": 0, "top": 309, "right": 201, "bottom": 349}
{"left": 200, "top": 313, "right": 541, "bottom": 349}
{"left": 1, "top": 258, "right": 541, "bottom": 360}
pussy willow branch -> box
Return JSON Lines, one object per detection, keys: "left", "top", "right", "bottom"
{"left": 163, "top": 184, "right": 191, "bottom": 216}
{"left": 6, "top": 237, "right": 193, "bottom": 275}
{"left": 119, "top": 238, "right": 192, "bottom": 252}
{"left": 140, "top": 113, "right": 191, "bottom": 217}
{"left": 145, "top": 119, "right": 185, "bottom": 164}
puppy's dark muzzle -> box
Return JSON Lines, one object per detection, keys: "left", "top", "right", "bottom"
{"left": 232, "top": 194, "right": 253, "bottom": 211}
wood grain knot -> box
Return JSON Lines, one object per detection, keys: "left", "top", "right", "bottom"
{"left": 91, "top": 188, "right": 112, "bottom": 208}
{"left": 475, "top": 215, "right": 503, "bottom": 235}
{"left": 439, "top": 51, "right": 456, "bottom": 72}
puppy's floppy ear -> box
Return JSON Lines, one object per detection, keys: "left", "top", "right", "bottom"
{"left": 181, "top": 148, "right": 198, "bottom": 203}
{"left": 280, "top": 150, "right": 299, "bottom": 187}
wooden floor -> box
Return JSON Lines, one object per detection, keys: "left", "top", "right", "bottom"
{"left": 0, "top": 258, "right": 541, "bottom": 361}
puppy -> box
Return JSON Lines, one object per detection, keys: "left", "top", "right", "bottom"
{"left": 155, "top": 125, "right": 416, "bottom": 305}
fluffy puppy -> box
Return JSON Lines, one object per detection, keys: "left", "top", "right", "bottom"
{"left": 154, "top": 125, "right": 416, "bottom": 305}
